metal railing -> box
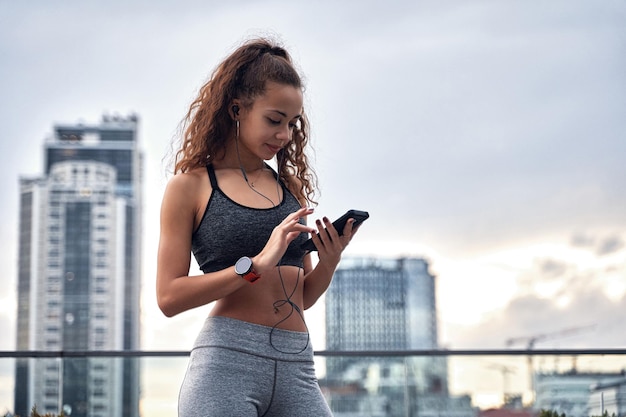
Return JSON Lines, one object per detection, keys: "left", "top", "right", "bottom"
{"left": 1, "top": 348, "right": 625, "bottom": 417}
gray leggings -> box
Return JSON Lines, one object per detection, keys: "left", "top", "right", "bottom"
{"left": 178, "top": 316, "right": 333, "bottom": 417}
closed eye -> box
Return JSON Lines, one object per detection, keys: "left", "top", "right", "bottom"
{"left": 267, "top": 118, "right": 297, "bottom": 130}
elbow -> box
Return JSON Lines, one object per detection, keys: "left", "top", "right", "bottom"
{"left": 160, "top": 306, "right": 178, "bottom": 318}
{"left": 159, "top": 304, "right": 179, "bottom": 318}
{"left": 157, "top": 293, "right": 180, "bottom": 318}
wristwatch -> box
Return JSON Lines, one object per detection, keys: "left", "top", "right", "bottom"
{"left": 234, "top": 256, "right": 261, "bottom": 283}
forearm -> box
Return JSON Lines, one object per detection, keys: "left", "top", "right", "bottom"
{"left": 302, "top": 261, "right": 338, "bottom": 310}
{"left": 157, "top": 267, "right": 247, "bottom": 317}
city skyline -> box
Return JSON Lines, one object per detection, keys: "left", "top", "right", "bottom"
{"left": 1, "top": 0, "right": 624, "bottom": 383}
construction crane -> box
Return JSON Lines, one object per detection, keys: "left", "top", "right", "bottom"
{"left": 505, "top": 324, "right": 596, "bottom": 350}
{"left": 504, "top": 324, "right": 596, "bottom": 404}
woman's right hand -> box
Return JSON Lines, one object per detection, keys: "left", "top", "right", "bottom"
{"left": 252, "top": 207, "right": 315, "bottom": 275}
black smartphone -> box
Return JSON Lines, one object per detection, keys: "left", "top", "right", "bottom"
{"left": 300, "top": 209, "right": 369, "bottom": 252}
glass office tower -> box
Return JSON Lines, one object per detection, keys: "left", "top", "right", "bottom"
{"left": 324, "top": 257, "right": 462, "bottom": 417}
{"left": 14, "top": 114, "right": 142, "bottom": 417}
{"left": 326, "top": 257, "right": 439, "bottom": 352}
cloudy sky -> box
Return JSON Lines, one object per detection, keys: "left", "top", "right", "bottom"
{"left": 1, "top": 0, "right": 625, "bottom": 409}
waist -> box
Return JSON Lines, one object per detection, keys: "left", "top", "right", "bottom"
{"left": 192, "top": 316, "right": 313, "bottom": 361}
{"left": 213, "top": 264, "right": 306, "bottom": 325}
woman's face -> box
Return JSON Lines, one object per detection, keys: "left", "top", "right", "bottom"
{"left": 237, "top": 81, "right": 303, "bottom": 161}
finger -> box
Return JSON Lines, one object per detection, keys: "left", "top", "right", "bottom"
{"left": 286, "top": 207, "right": 314, "bottom": 227}
{"left": 296, "top": 222, "right": 316, "bottom": 234}
{"left": 316, "top": 216, "right": 342, "bottom": 251}
{"left": 343, "top": 219, "right": 362, "bottom": 240}
{"left": 342, "top": 222, "right": 356, "bottom": 246}
{"left": 312, "top": 218, "right": 329, "bottom": 248}
{"left": 281, "top": 220, "right": 315, "bottom": 238}
{"left": 322, "top": 216, "right": 342, "bottom": 243}
{"left": 278, "top": 207, "right": 310, "bottom": 229}
{"left": 334, "top": 218, "right": 356, "bottom": 249}
{"left": 341, "top": 217, "right": 355, "bottom": 237}
{"left": 296, "top": 206, "right": 315, "bottom": 218}
{"left": 290, "top": 209, "right": 316, "bottom": 232}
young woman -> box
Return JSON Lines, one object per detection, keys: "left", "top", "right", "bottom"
{"left": 156, "top": 38, "right": 360, "bottom": 416}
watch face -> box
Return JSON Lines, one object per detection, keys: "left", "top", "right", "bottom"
{"left": 235, "top": 256, "right": 252, "bottom": 275}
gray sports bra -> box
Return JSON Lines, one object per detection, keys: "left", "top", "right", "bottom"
{"left": 191, "top": 164, "right": 308, "bottom": 273}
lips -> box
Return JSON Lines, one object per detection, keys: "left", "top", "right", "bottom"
{"left": 266, "top": 144, "right": 282, "bottom": 154}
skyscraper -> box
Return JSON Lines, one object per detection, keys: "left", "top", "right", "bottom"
{"left": 324, "top": 257, "right": 473, "bottom": 417}
{"left": 14, "top": 114, "right": 142, "bottom": 417}
{"left": 326, "top": 257, "right": 439, "bottom": 352}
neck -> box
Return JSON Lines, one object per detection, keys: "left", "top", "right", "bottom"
{"left": 214, "top": 157, "right": 265, "bottom": 173}
{"left": 216, "top": 141, "right": 266, "bottom": 173}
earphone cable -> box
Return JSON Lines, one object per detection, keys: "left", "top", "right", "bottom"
{"left": 269, "top": 260, "right": 310, "bottom": 354}
{"left": 235, "top": 135, "right": 310, "bottom": 354}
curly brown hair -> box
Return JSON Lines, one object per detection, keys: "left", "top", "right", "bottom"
{"left": 174, "top": 37, "right": 318, "bottom": 204}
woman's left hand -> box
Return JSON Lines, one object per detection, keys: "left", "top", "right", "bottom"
{"left": 309, "top": 216, "right": 360, "bottom": 269}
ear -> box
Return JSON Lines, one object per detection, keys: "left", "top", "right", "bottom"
{"left": 229, "top": 100, "right": 242, "bottom": 120}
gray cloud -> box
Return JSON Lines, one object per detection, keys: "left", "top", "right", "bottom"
{"left": 571, "top": 233, "right": 596, "bottom": 249}
{"left": 538, "top": 259, "right": 569, "bottom": 280}
{"left": 596, "top": 235, "right": 625, "bottom": 256}
{"left": 447, "top": 289, "right": 625, "bottom": 349}
{"left": 444, "top": 232, "right": 626, "bottom": 349}
{"left": 570, "top": 233, "right": 625, "bottom": 256}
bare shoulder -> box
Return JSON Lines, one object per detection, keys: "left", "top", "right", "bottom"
{"left": 161, "top": 167, "right": 211, "bottom": 217}
{"left": 165, "top": 167, "right": 209, "bottom": 197}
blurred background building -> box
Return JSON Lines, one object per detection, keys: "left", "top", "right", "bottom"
{"left": 323, "top": 257, "right": 475, "bottom": 417}
{"left": 14, "top": 114, "right": 143, "bottom": 417}
{"left": 588, "top": 375, "right": 626, "bottom": 416}
{"left": 534, "top": 369, "right": 626, "bottom": 417}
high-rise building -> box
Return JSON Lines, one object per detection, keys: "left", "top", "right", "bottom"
{"left": 14, "top": 114, "right": 142, "bottom": 417}
{"left": 326, "top": 257, "right": 438, "bottom": 352}
{"left": 324, "top": 257, "right": 474, "bottom": 417}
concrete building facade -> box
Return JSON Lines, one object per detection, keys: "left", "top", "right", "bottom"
{"left": 14, "top": 115, "right": 142, "bottom": 417}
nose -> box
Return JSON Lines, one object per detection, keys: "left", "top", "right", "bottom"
{"left": 276, "top": 124, "right": 291, "bottom": 142}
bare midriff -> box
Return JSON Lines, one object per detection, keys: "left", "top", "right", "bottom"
{"left": 209, "top": 264, "right": 307, "bottom": 332}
